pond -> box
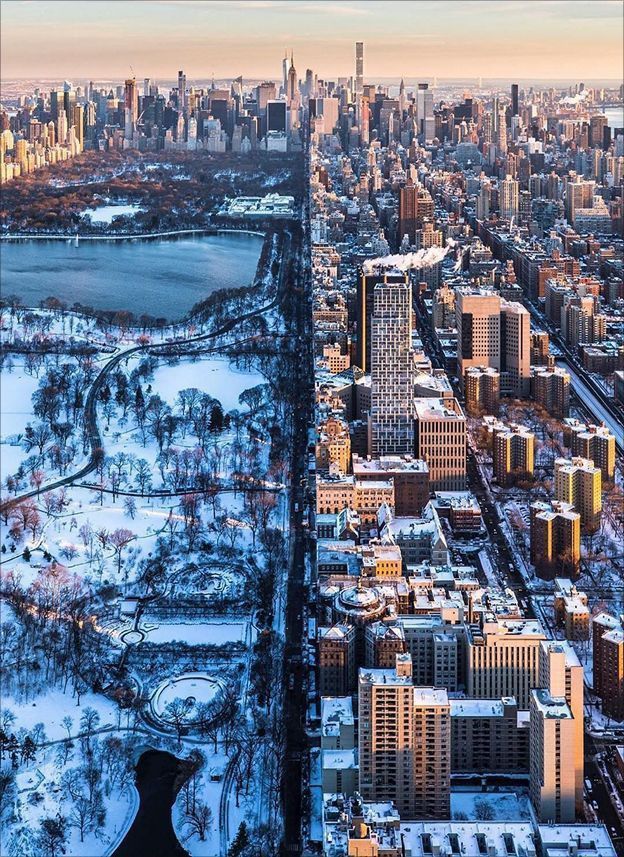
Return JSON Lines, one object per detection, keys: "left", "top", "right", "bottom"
{"left": 1, "top": 231, "right": 264, "bottom": 322}
{"left": 113, "top": 749, "right": 190, "bottom": 857}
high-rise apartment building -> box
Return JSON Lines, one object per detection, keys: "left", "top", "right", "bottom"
{"left": 318, "top": 624, "right": 357, "bottom": 696}
{"left": 466, "top": 619, "right": 546, "bottom": 708}
{"left": 561, "top": 294, "right": 606, "bottom": 348}
{"left": 567, "top": 423, "right": 615, "bottom": 480}
{"left": 370, "top": 277, "right": 414, "bottom": 456}
{"left": 531, "top": 365, "right": 570, "bottom": 419}
{"left": 554, "top": 456, "right": 602, "bottom": 533}
{"left": 358, "top": 654, "right": 451, "bottom": 819}
{"left": 529, "top": 688, "right": 576, "bottom": 823}
{"left": 464, "top": 366, "right": 500, "bottom": 415}
{"left": 530, "top": 500, "right": 581, "bottom": 578}
{"left": 592, "top": 612, "right": 624, "bottom": 721}
{"left": 456, "top": 290, "right": 530, "bottom": 397}
{"left": 538, "top": 640, "right": 584, "bottom": 813}
{"left": 493, "top": 423, "right": 535, "bottom": 486}
{"left": 451, "top": 697, "right": 529, "bottom": 774}
{"left": 414, "top": 398, "right": 467, "bottom": 492}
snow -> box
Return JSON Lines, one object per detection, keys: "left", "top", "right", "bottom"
{"left": 81, "top": 204, "right": 145, "bottom": 223}
{"left": 1, "top": 686, "right": 121, "bottom": 742}
{"left": 0, "top": 235, "right": 287, "bottom": 855}
{"left": 152, "top": 357, "right": 265, "bottom": 413}
{"left": 450, "top": 789, "right": 532, "bottom": 821}
{"left": 152, "top": 673, "right": 225, "bottom": 720}
{"left": 141, "top": 619, "right": 251, "bottom": 646}
{"left": 0, "top": 360, "right": 40, "bottom": 482}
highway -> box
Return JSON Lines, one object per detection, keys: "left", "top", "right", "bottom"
{"left": 556, "top": 358, "right": 624, "bottom": 452}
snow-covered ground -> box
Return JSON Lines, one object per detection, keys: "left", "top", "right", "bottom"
{"left": 0, "top": 360, "right": 40, "bottom": 483}
{"left": 1, "top": 249, "right": 288, "bottom": 855}
{"left": 140, "top": 619, "right": 251, "bottom": 646}
{"left": 1, "top": 685, "right": 121, "bottom": 743}
{"left": 152, "top": 357, "right": 265, "bottom": 413}
{"left": 152, "top": 673, "right": 225, "bottom": 719}
{"left": 451, "top": 789, "right": 532, "bottom": 822}
{"left": 81, "top": 204, "right": 145, "bottom": 224}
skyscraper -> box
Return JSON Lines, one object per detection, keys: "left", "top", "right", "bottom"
{"left": 398, "top": 182, "right": 434, "bottom": 245}
{"left": 177, "top": 69, "right": 186, "bottom": 114}
{"left": 370, "top": 275, "right": 414, "bottom": 456}
{"left": 500, "top": 173, "right": 519, "bottom": 221}
{"left": 416, "top": 83, "right": 434, "bottom": 143}
{"left": 355, "top": 42, "right": 364, "bottom": 94}
{"left": 511, "top": 82, "right": 519, "bottom": 116}
{"left": 56, "top": 108, "right": 68, "bottom": 144}
{"left": 287, "top": 53, "right": 299, "bottom": 109}
{"left": 356, "top": 269, "right": 406, "bottom": 372}
{"left": 72, "top": 103, "right": 84, "bottom": 149}
{"left": 398, "top": 181, "right": 418, "bottom": 245}
{"left": 124, "top": 78, "right": 138, "bottom": 138}
{"left": 496, "top": 105, "right": 508, "bottom": 153}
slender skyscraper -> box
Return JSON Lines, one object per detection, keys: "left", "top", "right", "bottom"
{"left": 124, "top": 78, "right": 138, "bottom": 139}
{"left": 370, "top": 273, "right": 414, "bottom": 456}
{"left": 355, "top": 42, "right": 364, "bottom": 94}
{"left": 511, "top": 83, "right": 519, "bottom": 116}
{"left": 177, "top": 69, "right": 186, "bottom": 113}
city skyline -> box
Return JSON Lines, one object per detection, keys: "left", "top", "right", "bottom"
{"left": 2, "top": 0, "right": 623, "bottom": 81}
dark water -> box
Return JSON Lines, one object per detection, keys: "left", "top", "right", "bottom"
{"left": 0, "top": 232, "right": 263, "bottom": 321}
{"left": 113, "top": 749, "right": 190, "bottom": 857}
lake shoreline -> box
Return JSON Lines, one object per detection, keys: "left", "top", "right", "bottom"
{"left": 0, "top": 225, "right": 266, "bottom": 242}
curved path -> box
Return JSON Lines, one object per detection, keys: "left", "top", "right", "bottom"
{"left": 6, "top": 289, "right": 282, "bottom": 506}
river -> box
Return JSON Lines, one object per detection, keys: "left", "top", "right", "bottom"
{"left": 112, "top": 749, "right": 190, "bottom": 857}
{"left": 604, "top": 106, "right": 624, "bottom": 130}
{"left": 0, "top": 231, "right": 264, "bottom": 322}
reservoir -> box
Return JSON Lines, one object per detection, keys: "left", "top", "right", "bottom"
{"left": 0, "top": 231, "right": 264, "bottom": 322}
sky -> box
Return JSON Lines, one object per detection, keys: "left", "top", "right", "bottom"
{"left": 1, "top": 0, "right": 623, "bottom": 83}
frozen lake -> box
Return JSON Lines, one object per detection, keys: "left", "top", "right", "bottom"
{"left": 1, "top": 231, "right": 264, "bottom": 322}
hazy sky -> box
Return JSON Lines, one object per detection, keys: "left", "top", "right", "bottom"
{"left": 2, "top": 0, "right": 622, "bottom": 82}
